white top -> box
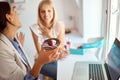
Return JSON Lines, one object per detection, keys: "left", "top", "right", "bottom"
{"left": 30, "top": 21, "right": 63, "bottom": 44}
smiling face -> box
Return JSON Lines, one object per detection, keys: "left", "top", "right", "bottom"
{"left": 38, "top": 0, "right": 56, "bottom": 31}
{"left": 39, "top": 4, "right": 54, "bottom": 26}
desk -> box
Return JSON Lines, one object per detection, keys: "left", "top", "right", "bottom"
{"left": 57, "top": 48, "right": 100, "bottom": 80}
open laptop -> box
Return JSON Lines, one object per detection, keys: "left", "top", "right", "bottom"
{"left": 72, "top": 38, "right": 120, "bottom": 80}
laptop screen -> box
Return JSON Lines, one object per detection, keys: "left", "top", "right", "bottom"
{"left": 106, "top": 38, "right": 120, "bottom": 80}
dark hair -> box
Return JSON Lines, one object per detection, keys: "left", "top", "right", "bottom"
{"left": 0, "top": 2, "right": 11, "bottom": 32}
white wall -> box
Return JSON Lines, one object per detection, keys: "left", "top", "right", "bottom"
{"left": 82, "top": 0, "right": 102, "bottom": 42}
{"left": 107, "top": 0, "right": 119, "bottom": 52}
{"left": 52, "top": 0, "right": 64, "bottom": 21}
{"left": 118, "top": 0, "right": 120, "bottom": 40}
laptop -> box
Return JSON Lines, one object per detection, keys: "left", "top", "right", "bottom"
{"left": 72, "top": 38, "right": 120, "bottom": 80}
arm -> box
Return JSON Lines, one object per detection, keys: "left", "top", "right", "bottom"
{"left": 0, "top": 43, "right": 59, "bottom": 80}
{"left": 16, "top": 32, "right": 25, "bottom": 47}
{"left": 24, "top": 72, "right": 41, "bottom": 80}
{"left": 57, "top": 22, "right": 65, "bottom": 50}
{"left": 30, "top": 47, "right": 59, "bottom": 78}
{"left": 57, "top": 22, "right": 69, "bottom": 59}
{"left": 0, "top": 35, "right": 59, "bottom": 80}
{"left": 30, "top": 28, "right": 42, "bottom": 54}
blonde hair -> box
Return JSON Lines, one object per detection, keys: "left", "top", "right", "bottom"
{"left": 38, "top": 0, "right": 57, "bottom": 37}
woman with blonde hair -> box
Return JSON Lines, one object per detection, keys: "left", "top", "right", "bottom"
{"left": 30, "top": 0, "right": 69, "bottom": 79}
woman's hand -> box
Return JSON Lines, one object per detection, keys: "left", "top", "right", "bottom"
{"left": 16, "top": 32, "right": 25, "bottom": 46}
{"left": 59, "top": 49, "right": 69, "bottom": 59}
{"left": 37, "top": 47, "right": 60, "bottom": 64}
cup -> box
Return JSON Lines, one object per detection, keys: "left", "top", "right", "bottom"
{"left": 66, "top": 40, "right": 71, "bottom": 51}
{"left": 42, "top": 38, "right": 60, "bottom": 50}
{"left": 65, "top": 38, "right": 71, "bottom": 51}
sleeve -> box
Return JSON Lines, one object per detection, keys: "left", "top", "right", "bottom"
{"left": 30, "top": 24, "right": 44, "bottom": 43}
{"left": 30, "top": 24, "right": 42, "bottom": 37}
{"left": 24, "top": 72, "right": 41, "bottom": 80}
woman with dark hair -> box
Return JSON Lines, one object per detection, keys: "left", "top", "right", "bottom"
{"left": 0, "top": 2, "right": 59, "bottom": 80}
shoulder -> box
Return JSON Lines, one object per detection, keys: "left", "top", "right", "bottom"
{"left": 56, "top": 21, "right": 64, "bottom": 26}
{"left": 30, "top": 24, "right": 42, "bottom": 36}
{"left": 0, "top": 34, "right": 14, "bottom": 55}
{"left": 30, "top": 24, "right": 39, "bottom": 30}
{"left": 55, "top": 21, "right": 65, "bottom": 29}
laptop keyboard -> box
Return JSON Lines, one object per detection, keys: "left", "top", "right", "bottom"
{"left": 89, "top": 64, "right": 105, "bottom": 80}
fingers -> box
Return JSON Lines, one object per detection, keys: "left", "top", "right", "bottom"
{"left": 16, "top": 32, "right": 25, "bottom": 40}
{"left": 16, "top": 32, "right": 25, "bottom": 46}
{"left": 16, "top": 32, "right": 19, "bottom": 39}
{"left": 38, "top": 50, "right": 58, "bottom": 64}
{"left": 58, "top": 50, "right": 69, "bottom": 59}
{"left": 43, "top": 48, "right": 59, "bottom": 61}
{"left": 19, "top": 32, "right": 25, "bottom": 39}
